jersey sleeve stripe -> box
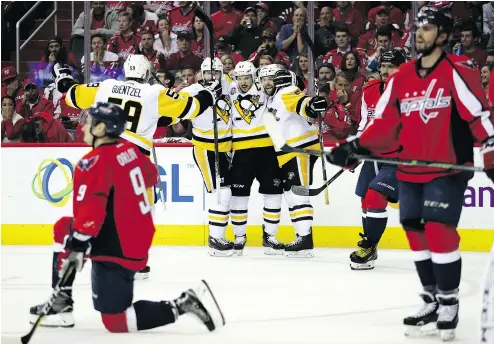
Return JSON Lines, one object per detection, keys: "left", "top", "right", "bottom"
{"left": 296, "top": 96, "right": 310, "bottom": 117}
{"left": 178, "top": 97, "right": 198, "bottom": 119}
{"left": 452, "top": 69, "right": 494, "bottom": 136}
{"left": 358, "top": 94, "right": 369, "bottom": 133}
{"left": 67, "top": 85, "right": 80, "bottom": 109}
{"left": 365, "top": 77, "right": 394, "bottom": 132}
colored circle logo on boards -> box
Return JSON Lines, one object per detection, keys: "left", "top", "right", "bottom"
{"left": 31, "top": 158, "right": 74, "bottom": 207}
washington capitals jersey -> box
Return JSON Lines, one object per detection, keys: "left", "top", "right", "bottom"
{"left": 66, "top": 79, "right": 206, "bottom": 154}
{"left": 359, "top": 53, "right": 494, "bottom": 182}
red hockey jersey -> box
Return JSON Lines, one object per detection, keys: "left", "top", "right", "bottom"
{"left": 359, "top": 53, "right": 494, "bottom": 182}
{"left": 72, "top": 141, "right": 158, "bottom": 270}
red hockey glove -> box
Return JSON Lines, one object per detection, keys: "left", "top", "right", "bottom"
{"left": 481, "top": 137, "right": 494, "bottom": 183}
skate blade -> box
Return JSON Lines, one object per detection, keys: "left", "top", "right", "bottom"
{"left": 208, "top": 248, "right": 233, "bottom": 257}
{"left": 439, "top": 329, "right": 456, "bottom": 341}
{"left": 350, "top": 261, "right": 375, "bottom": 270}
{"left": 197, "top": 280, "right": 226, "bottom": 331}
{"left": 404, "top": 323, "right": 438, "bottom": 337}
{"left": 134, "top": 272, "right": 149, "bottom": 280}
{"left": 29, "top": 313, "right": 75, "bottom": 328}
{"left": 264, "top": 247, "right": 285, "bottom": 255}
{"left": 284, "top": 249, "right": 314, "bottom": 258}
{"left": 234, "top": 249, "right": 244, "bottom": 256}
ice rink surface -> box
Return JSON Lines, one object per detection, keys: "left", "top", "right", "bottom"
{"left": 1, "top": 246, "right": 487, "bottom": 344}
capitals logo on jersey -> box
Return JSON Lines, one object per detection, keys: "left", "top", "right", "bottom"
{"left": 400, "top": 79, "right": 452, "bottom": 124}
{"left": 233, "top": 94, "right": 261, "bottom": 124}
{"left": 77, "top": 156, "right": 100, "bottom": 172}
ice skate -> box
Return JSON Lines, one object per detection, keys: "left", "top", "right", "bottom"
{"left": 29, "top": 291, "right": 74, "bottom": 328}
{"left": 134, "top": 266, "right": 150, "bottom": 280}
{"left": 233, "top": 235, "right": 247, "bottom": 256}
{"left": 263, "top": 227, "right": 285, "bottom": 255}
{"left": 284, "top": 231, "right": 313, "bottom": 257}
{"left": 404, "top": 291, "right": 439, "bottom": 337}
{"left": 208, "top": 236, "right": 234, "bottom": 257}
{"left": 436, "top": 293, "right": 459, "bottom": 341}
{"left": 349, "top": 233, "right": 377, "bottom": 270}
{"left": 175, "top": 280, "right": 226, "bottom": 331}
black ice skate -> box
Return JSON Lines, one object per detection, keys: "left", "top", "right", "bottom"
{"left": 404, "top": 291, "right": 439, "bottom": 337}
{"left": 349, "top": 233, "right": 378, "bottom": 270}
{"left": 262, "top": 227, "right": 285, "bottom": 255}
{"left": 436, "top": 293, "right": 459, "bottom": 341}
{"left": 208, "top": 236, "right": 233, "bottom": 257}
{"left": 174, "top": 280, "right": 226, "bottom": 331}
{"left": 29, "top": 291, "right": 74, "bottom": 328}
{"left": 284, "top": 231, "right": 313, "bottom": 257}
{"left": 233, "top": 235, "right": 247, "bottom": 256}
{"left": 135, "top": 266, "right": 151, "bottom": 280}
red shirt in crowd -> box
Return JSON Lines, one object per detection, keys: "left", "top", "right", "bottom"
{"left": 211, "top": 8, "right": 242, "bottom": 38}
{"left": 165, "top": 51, "right": 202, "bottom": 71}
{"left": 463, "top": 48, "right": 487, "bottom": 68}
{"left": 332, "top": 6, "right": 365, "bottom": 38}
{"left": 107, "top": 32, "right": 141, "bottom": 63}
{"left": 56, "top": 94, "right": 81, "bottom": 121}
{"left": 29, "top": 112, "right": 72, "bottom": 143}
{"left": 191, "top": 38, "right": 204, "bottom": 58}
{"left": 357, "top": 29, "right": 402, "bottom": 55}
{"left": 319, "top": 90, "right": 360, "bottom": 142}
{"left": 143, "top": 50, "right": 164, "bottom": 71}
{"left": 367, "top": 6, "right": 403, "bottom": 28}
{"left": 1, "top": 115, "right": 25, "bottom": 142}
{"left": 323, "top": 48, "right": 366, "bottom": 73}
{"left": 168, "top": 6, "right": 194, "bottom": 33}
{"left": 91, "top": 16, "right": 105, "bottom": 30}
{"left": 16, "top": 95, "right": 54, "bottom": 120}
{"left": 216, "top": 52, "right": 245, "bottom": 65}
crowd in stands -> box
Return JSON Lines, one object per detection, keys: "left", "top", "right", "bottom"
{"left": 2, "top": 1, "right": 494, "bottom": 144}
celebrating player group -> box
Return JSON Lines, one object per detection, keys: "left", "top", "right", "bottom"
{"left": 24, "top": 5, "right": 494, "bottom": 344}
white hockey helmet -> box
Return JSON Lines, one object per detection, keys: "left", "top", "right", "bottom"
{"left": 258, "top": 64, "right": 290, "bottom": 95}
{"left": 124, "top": 54, "right": 152, "bottom": 82}
{"left": 201, "top": 57, "right": 223, "bottom": 80}
{"left": 234, "top": 61, "right": 256, "bottom": 79}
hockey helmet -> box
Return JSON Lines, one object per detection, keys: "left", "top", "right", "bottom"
{"left": 234, "top": 61, "right": 257, "bottom": 80}
{"left": 414, "top": 6, "right": 453, "bottom": 36}
{"left": 379, "top": 48, "right": 407, "bottom": 67}
{"left": 201, "top": 57, "right": 223, "bottom": 81}
{"left": 84, "top": 102, "right": 128, "bottom": 138}
{"left": 258, "top": 64, "right": 292, "bottom": 95}
{"left": 124, "top": 54, "right": 152, "bottom": 82}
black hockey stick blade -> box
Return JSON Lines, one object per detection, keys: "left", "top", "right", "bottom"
{"left": 21, "top": 263, "right": 76, "bottom": 344}
{"left": 301, "top": 28, "right": 315, "bottom": 54}
{"left": 291, "top": 168, "right": 345, "bottom": 196}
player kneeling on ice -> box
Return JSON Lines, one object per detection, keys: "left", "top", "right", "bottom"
{"left": 325, "top": 6, "right": 494, "bottom": 341}
{"left": 260, "top": 64, "right": 328, "bottom": 257}
{"left": 29, "top": 103, "right": 225, "bottom": 333}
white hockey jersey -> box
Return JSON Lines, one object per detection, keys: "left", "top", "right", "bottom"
{"left": 265, "top": 86, "right": 319, "bottom": 166}
{"left": 230, "top": 82, "right": 273, "bottom": 151}
{"left": 65, "top": 79, "right": 203, "bottom": 153}
{"left": 181, "top": 76, "right": 232, "bottom": 152}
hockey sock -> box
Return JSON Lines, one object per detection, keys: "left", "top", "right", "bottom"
{"left": 284, "top": 190, "right": 312, "bottom": 236}
{"left": 361, "top": 198, "right": 367, "bottom": 236}
{"left": 206, "top": 187, "right": 231, "bottom": 239}
{"left": 52, "top": 217, "right": 76, "bottom": 296}
{"left": 406, "top": 230, "right": 436, "bottom": 291}
{"left": 263, "top": 194, "right": 282, "bottom": 235}
{"left": 52, "top": 252, "right": 76, "bottom": 297}
{"left": 230, "top": 196, "right": 249, "bottom": 237}
{"left": 364, "top": 189, "right": 388, "bottom": 245}
{"left": 426, "top": 222, "right": 462, "bottom": 292}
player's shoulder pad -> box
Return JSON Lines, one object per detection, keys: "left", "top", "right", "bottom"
{"left": 446, "top": 53, "right": 477, "bottom": 71}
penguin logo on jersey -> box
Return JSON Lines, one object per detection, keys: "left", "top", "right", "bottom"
{"left": 233, "top": 94, "right": 261, "bottom": 124}
{"left": 215, "top": 103, "right": 230, "bottom": 124}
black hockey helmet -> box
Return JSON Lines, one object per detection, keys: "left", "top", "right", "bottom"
{"left": 85, "top": 102, "right": 127, "bottom": 138}
{"left": 414, "top": 6, "right": 453, "bottom": 36}
{"left": 380, "top": 48, "right": 407, "bottom": 67}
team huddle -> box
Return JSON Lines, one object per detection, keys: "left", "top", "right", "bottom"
{"left": 26, "top": 6, "right": 494, "bottom": 344}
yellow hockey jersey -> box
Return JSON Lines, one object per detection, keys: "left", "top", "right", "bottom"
{"left": 65, "top": 79, "right": 203, "bottom": 153}
{"left": 230, "top": 83, "right": 273, "bottom": 151}
{"left": 265, "top": 86, "right": 319, "bottom": 166}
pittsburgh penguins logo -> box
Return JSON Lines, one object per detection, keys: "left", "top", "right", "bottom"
{"left": 233, "top": 94, "right": 261, "bottom": 124}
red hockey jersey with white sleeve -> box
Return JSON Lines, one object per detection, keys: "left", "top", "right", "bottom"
{"left": 72, "top": 141, "right": 158, "bottom": 271}
{"left": 359, "top": 53, "right": 494, "bottom": 183}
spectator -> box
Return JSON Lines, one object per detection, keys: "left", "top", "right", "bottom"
{"left": 256, "top": 2, "right": 277, "bottom": 32}
{"left": 1, "top": 95, "right": 25, "bottom": 143}
{"left": 155, "top": 68, "right": 175, "bottom": 88}
{"left": 191, "top": 15, "right": 205, "bottom": 58}
{"left": 278, "top": 1, "right": 319, "bottom": 28}
{"left": 357, "top": 7, "right": 402, "bottom": 56}
{"left": 144, "top": 1, "right": 177, "bottom": 17}
{"left": 366, "top": 27, "right": 393, "bottom": 72}
{"left": 258, "top": 54, "right": 274, "bottom": 67}
{"left": 107, "top": 12, "right": 141, "bottom": 64}
{"left": 333, "top": 1, "right": 365, "bottom": 38}
{"left": 315, "top": 6, "right": 336, "bottom": 58}
{"left": 173, "top": 65, "right": 197, "bottom": 92}
{"left": 229, "top": 7, "right": 263, "bottom": 59}
{"left": 276, "top": 7, "right": 308, "bottom": 62}
{"left": 323, "top": 26, "right": 364, "bottom": 73}
{"left": 487, "top": 51, "right": 494, "bottom": 66}
{"left": 165, "top": 31, "right": 202, "bottom": 71}
{"left": 40, "top": 35, "right": 78, "bottom": 72}
{"left": 168, "top": 1, "right": 194, "bottom": 34}
{"left": 481, "top": 64, "right": 493, "bottom": 97}
{"left": 215, "top": 36, "right": 244, "bottom": 64}
{"left": 340, "top": 51, "right": 366, "bottom": 94}
{"left": 211, "top": 1, "right": 242, "bottom": 38}
{"left": 129, "top": 2, "right": 158, "bottom": 32}
{"left": 367, "top": 2, "right": 403, "bottom": 29}
{"left": 293, "top": 53, "right": 309, "bottom": 91}
{"left": 16, "top": 81, "right": 54, "bottom": 120}
{"left": 81, "top": 33, "right": 120, "bottom": 82}
{"left": 21, "top": 112, "right": 72, "bottom": 143}
{"left": 72, "top": 1, "right": 118, "bottom": 39}
{"left": 220, "top": 54, "right": 235, "bottom": 76}
{"left": 154, "top": 17, "right": 178, "bottom": 57}
{"left": 248, "top": 29, "right": 289, "bottom": 68}
{"left": 141, "top": 30, "right": 165, "bottom": 71}
{"left": 1, "top": 66, "right": 24, "bottom": 104}
{"left": 455, "top": 24, "right": 487, "bottom": 68}
{"left": 317, "top": 62, "right": 336, "bottom": 91}
{"left": 484, "top": 2, "right": 494, "bottom": 37}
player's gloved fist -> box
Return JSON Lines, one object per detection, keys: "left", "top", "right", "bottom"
{"left": 53, "top": 63, "right": 75, "bottom": 93}
{"left": 58, "top": 231, "right": 91, "bottom": 278}
{"left": 481, "top": 137, "right": 494, "bottom": 183}
{"left": 325, "top": 138, "right": 369, "bottom": 169}
{"left": 306, "top": 96, "right": 328, "bottom": 118}
{"left": 203, "top": 80, "right": 222, "bottom": 100}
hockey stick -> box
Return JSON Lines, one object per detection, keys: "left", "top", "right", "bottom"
{"left": 21, "top": 263, "right": 76, "bottom": 344}
{"left": 152, "top": 143, "right": 167, "bottom": 211}
{"left": 301, "top": 27, "right": 329, "bottom": 205}
{"left": 194, "top": 5, "right": 222, "bottom": 204}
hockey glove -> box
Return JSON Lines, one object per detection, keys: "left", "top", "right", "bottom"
{"left": 481, "top": 137, "right": 494, "bottom": 183}
{"left": 306, "top": 96, "right": 328, "bottom": 118}
{"left": 202, "top": 80, "right": 222, "bottom": 100}
{"left": 53, "top": 63, "right": 75, "bottom": 93}
{"left": 58, "top": 231, "right": 91, "bottom": 278}
{"left": 325, "top": 138, "right": 370, "bottom": 169}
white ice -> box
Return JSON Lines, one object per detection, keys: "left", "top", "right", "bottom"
{"left": 1, "top": 246, "right": 487, "bottom": 344}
